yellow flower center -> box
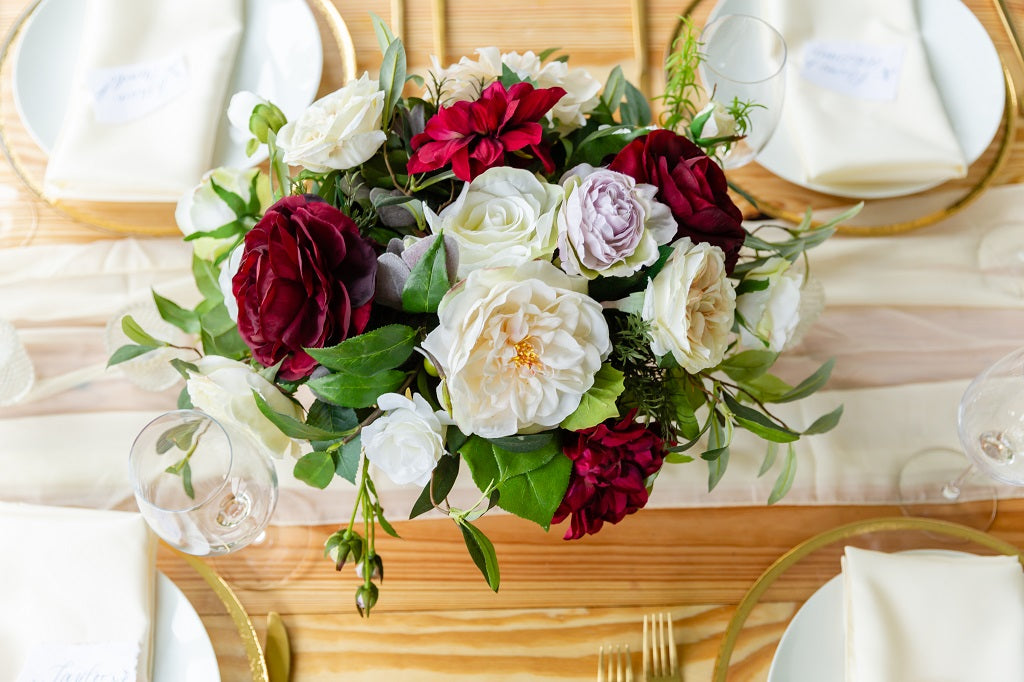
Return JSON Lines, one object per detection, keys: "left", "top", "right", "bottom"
{"left": 511, "top": 339, "right": 541, "bottom": 369}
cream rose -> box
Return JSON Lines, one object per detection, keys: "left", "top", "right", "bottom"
{"left": 736, "top": 257, "right": 804, "bottom": 352}
{"left": 186, "top": 356, "right": 303, "bottom": 459}
{"left": 362, "top": 393, "right": 451, "bottom": 486}
{"left": 425, "top": 167, "right": 562, "bottom": 278}
{"left": 421, "top": 260, "right": 611, "bottom": 438}
{"left": 557, "top": 164, "right": 676, "bottom": 279}
{"left": 276, "top": 73, "right": 386, "bottom": 172}
{"left": 174, "top": 167, "right": 270, "bottom": 260}
{"left": 642, "top": 238, "right": 735, "bottom": 372}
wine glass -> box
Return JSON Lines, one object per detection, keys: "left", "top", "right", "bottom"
{"left": 899, "top": 347, "right": 1024, "bottom": 529}
{"left": 130, "top": 409, "right": 278, "bottom": 557}
{"left": 697, "top": 14, "right": 787, "bottom": 169}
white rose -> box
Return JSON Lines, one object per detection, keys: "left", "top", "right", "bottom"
{"left": 227, "top": 90, "right": 268, "bottom": 140}
{"left": 736, "top": 257, "right": 804, "bottom": 352}
{"left": 276, "top": 73, "right": 387, "bottom": 172}
{"left": 362, "top": 393, "right": 451, "bottom": 487}
{"left": 557, "top": 164, "right": 676, "bottom": 278}
{"left": 186, "top": 356, "right": 303, "bottom": 459}
{"left": 643, "top": 238, "right": 736, "bottom": 373}
{"left": 522, "top": 56, "right": 601, "bottom": 133}
{"left": 425, "top": 167, "right": 562, "bottom": 278}
{"left": 174, "top": 167, "right": 270, "bottom": 260}
{"left": 422, "top": 260, "right": 611, "bottom": 438}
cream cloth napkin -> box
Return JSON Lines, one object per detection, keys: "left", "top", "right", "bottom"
{"left": 0, "top": 502, "right": 157, "bottom": 681}
{"left": 43, "top": 0, "right": 244, "bottom": 202}
{"left": 843, "top": 546, "right": 1024, "bottom": 682}
{"left": 762, "top": 0, "right": 966, "bottom": 192}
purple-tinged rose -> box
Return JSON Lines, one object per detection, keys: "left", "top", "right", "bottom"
{"left": 233, "top": 195, "right": 377, "bottom": 380}
{"left": 557, "top": 164, "right": 676, "bottom": 279}
{"left": 608, "top": 129, "right": 745, "bottom": 273}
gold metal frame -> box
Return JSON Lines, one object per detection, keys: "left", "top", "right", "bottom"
{"left": 712, "top": 516, "right": 1024, "bottom": 681}
{"left": 672, "top": 1, "right": 1018, "bottom": 236}
{"left": 0, "top": 0, "right": 356, "bottom": 236}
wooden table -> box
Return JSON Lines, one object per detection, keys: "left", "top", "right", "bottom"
{"left": 4, "top": 1, "right": 1024, "bottom": 680}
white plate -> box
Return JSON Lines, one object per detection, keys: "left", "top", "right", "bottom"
{"left": 11, "top": 0, "right": 322, "bottom": 174}
{"left": 155, "top": 571, "right": 220, "bottom": 682}
{"left": 707, "top": 0, "right": 1005, "bottom": 199}
{"left": 766, "top": 550, "right": 966, "bottom": 681}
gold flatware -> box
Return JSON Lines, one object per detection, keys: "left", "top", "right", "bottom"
{"left": 265, "top": 611, "right": 291, "bottom": 682}
{"left": 643, "top": 613, "right": 680, "bottom": 681}
{"left": 597, "top": 643, "right": 634, "bottom": 682}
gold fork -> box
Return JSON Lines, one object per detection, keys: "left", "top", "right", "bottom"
{"left": 643, "top": 613, "right": 680, "bottom": 681}
{"left": 597, "top": 643, "right": 634, "bottom": 682}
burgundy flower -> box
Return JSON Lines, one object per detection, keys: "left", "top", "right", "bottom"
{"left": 553, "top": 411, "right": 667, "bottom": 540}
{"left": 608, "top": 129, "right": 745, "bottom": 273}
{"left": 407, "top": 80, "right": 566, "bottom": 182}
{"left": 232, "top": 195, "right": 377, "bottom": 380}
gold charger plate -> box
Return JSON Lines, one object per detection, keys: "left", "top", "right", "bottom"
{"left": 0, "top": 0, "right": 356, "bottom": 237}
{"left": 677, "top": 0, "right": 1019, "bottom": 236}
{"left": 712, "top": 516, "right": 1024, "bottom": 681}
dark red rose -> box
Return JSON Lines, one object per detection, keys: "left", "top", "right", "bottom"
{"left": 552, "top": 411, "right": 667, "bottom": 540}
{"left": 232, "top": 195, "right": 377, "bottom": 380}
{"left": 407, "top": 80, "right": 566, "bottom": 182}
{"left": 608, "top": 129, "right": 745, "bottom": 272}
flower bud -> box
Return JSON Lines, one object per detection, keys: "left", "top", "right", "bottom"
{"left": 355, "top": 583, "right": 379, "bottom": 617}
{"left": 249, "top": 102, "right": 287, "bottom": 143}
{"left": 354, "top": 553, "right": 384, "bottom": 582}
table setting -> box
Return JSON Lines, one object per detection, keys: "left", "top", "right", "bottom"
{"left": 2, "top": 0, "right": 1024, "bottom": 680}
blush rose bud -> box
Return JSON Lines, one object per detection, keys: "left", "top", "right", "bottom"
{"left": 355, "top": 553, "right": 384, "bottom": 582}
{"left": 355, "top": 583, "right": 379, "bottom": 617}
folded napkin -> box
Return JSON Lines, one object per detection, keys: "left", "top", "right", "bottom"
{"left": 762, "top": 0, "right": 966, "bottom": 193}
{"left": 43, "top": 0, "right": 244, "bottom": 202}
{"left": 0, "top": 502, "right": 157, "bottom": 681}
{"left": 843, "top": 546, "right": 1024, "bottom": 682}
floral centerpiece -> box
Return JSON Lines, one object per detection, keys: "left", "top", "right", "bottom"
{"left": 110, "top": 17, "right": 853, "bottom": 615}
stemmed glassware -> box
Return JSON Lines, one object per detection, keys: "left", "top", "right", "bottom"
{"left": 697, "top": 14, "right": 788, "bottom": 169}
{"left": 899, "top": 347, "right": 1024, "bottom": 529}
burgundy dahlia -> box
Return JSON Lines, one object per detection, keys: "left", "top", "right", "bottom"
{"left": 407, "top": 80, "right": 566, "bottom": 182}
{"left": 232, "top": 195, "right": 377, "bottom": 380}
{"left": 608, "top": 128, "right": 745, "bottom": 273}
{"left": 553, "top": 412, "right": 667, "bottom": 540}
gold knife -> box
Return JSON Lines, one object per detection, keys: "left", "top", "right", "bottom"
{"left": 265, "top": 612, "right": 291, "bottom": 682}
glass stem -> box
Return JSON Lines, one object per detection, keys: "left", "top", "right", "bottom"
{"left": 942, "top": 463, "right": 976, "bottom": 501}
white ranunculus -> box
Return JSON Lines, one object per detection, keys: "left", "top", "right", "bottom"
{"left": 276, "top": 73, "right": 386, "bottom": 172}
{"left": 217, "top": 244, "right": 244, "bottom": 322}
{"left": 425, "top": 167, "right": 562, "bottom": 278}
{"left": 736, "top": 257, "right": 804, "bottom": 352}
{"left": 421, "top": 260, "right": 611, "bottom": 438}
{"left": 557, "top": 164, "right": 676, "bottom": 279}
{"left": 186, "top": 356, "right": 303, "bottom": 459}
{"left": 642, "top": 238, "right": 736, "bottom": 373}
{"left": 427, "top": 48, "right": 600, "bottom": 133}
{"left": 174, "top": 167, "right": 270, "bottom": 260}
{"left": 361, "top": 393, "right": 451, "bottom": 487}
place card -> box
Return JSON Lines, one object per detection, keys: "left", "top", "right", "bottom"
{"left": 799, "top": 40, "right": 905, "bottom": 101}
{"left": 15, "top": 641, "right": 139, "bottom": 682}
{"left": 86, "top": 52, "right": 190, "bottom": 125}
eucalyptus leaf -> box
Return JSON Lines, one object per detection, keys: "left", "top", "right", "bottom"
{"left": 767, "top": 444, "right": 798, "bottom": 505}
{"left": 107, "top": 344, "right": 157, "bottom": 367}
{"left": 369, "top": 11, "right": 396, "bottom": 52}
{"left": 121, "top": 315, "right": 163, "bottom": 347}
{"left": 718, "top": 349, "right": 778, "bottom": 382}
{"left": 775, "top": 359, "right": 835, "bottom": 403}
{"left": 758, "top": 442, "right": 779, "bottom": 477}
{"left": 802, "top": 404, "right": 844, "bottom": 435}
{"left": 379, "top": 38, "right": 407, "bottom": 125}
{"left": 620, "top": 80, "right": 651, "bottom": 126}
{"left": 600, "top": 65, "right": 626, "bottom": 114}
{"left": 721, "top": 391, "right": 800, "bottom": 443}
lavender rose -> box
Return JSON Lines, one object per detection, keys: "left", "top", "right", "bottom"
{"left": 556, "top": 164, "right": 676, "bottom": 279}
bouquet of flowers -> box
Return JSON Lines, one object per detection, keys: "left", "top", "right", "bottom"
{"left": 110, "top": 17, "right": 852, "bottom": 615}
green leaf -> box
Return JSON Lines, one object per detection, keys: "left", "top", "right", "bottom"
{"left": 560, "top": 364, "right": 625, "bottom": 431}
{"left": 486, "top": 432, "right": 557, "bottom": 454}
{"left": 410, "top": 453, "right": 461, "bottom": 519}
{"left": 251, "top": 392, "right": 344, "bottom": 440}
{"left": 775, "top": 359, "right": 835, "bottom": 403}
{"left": 336, "top": 437, "right": 361, "bottom": 483}
{"left": 176, "top": 387, "right": 193, "bottom": 410}
{"left": 401, "top": 236, "right": 450, "bottom": 313}
{"left": 458, "top": 519, "right": 500, "bottom": 592}
{"left": 368, "top": 11, "right": 396, "bottom": 52}
{"left": 306, "top": 325, "right": 417, "bottom": 375}
{"left": 375, "top": 504, "right": 401, "bottom": 538}
{"left": 152, "top": 290, "right": 200, "bottom": 334}
{"left": 619, "top": 80, "right": 651, "bottom": 126}
{"left": 600, "top": 65, "right": 626, "bottom": 114}
{"left": 192, "top": 254, "right": 223, "bottom": 301}
{"left": 460, "top": 436, "right": 570, "bottom": 529}
{"left": 181, "top": 220, "right": 245, "bottom": 242}
{"left": 199, "top": 322, "right": 249, "bottom": 360}
{"left": 537, "top": 46, "right": 562, "bottom": 61}
{"left": 307, "top": 400, "right": 359, "bottom": 436}
{"left": 121, "top": 315, "right": 163, "bottom": 347}
{"left": 169, "top": 358, "right": 198, "bottom": 380}
{"left": 721, "top": 391, "right": 800, "bottom": 443}
{"left": 294, "top": 451, "right": 337, "bottom": 489}
{"left": 734, "top": 278, "right": 770, "bottom": 296}
{"left": 379, "top": 38, "right": 407, "bottom": 125}
{"left": 706, "top": 416, "right": 731, "bottom": 492}
{"left": 107, "top": 344, "right": 157, "bottom": 367}
{"left": 307, "top": 368, "right": 406, "bottom": 408}
{"left": 738, "top": 373, "right": 793, "bottom": 403}
{"left": 718, "top": 349, "right": 778, "bottom": 382}
{"left": 767, "top": 444, "right": 797, "bottom": 505}
{"left": 156, "top": 419, "right": 201, "bottom": 454}
{"left": 181, "top": 460, "right": 195, "bottom": 499}
{"left": 758, "top": 442, "right": 778, "bottom": 478}
{"left": 802, "top": 404, "right": 844, "bottom": 435}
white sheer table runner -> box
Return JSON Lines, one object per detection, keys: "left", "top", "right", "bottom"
{"left": 1, "top": 186, "right": 1023, "bottom": 523}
